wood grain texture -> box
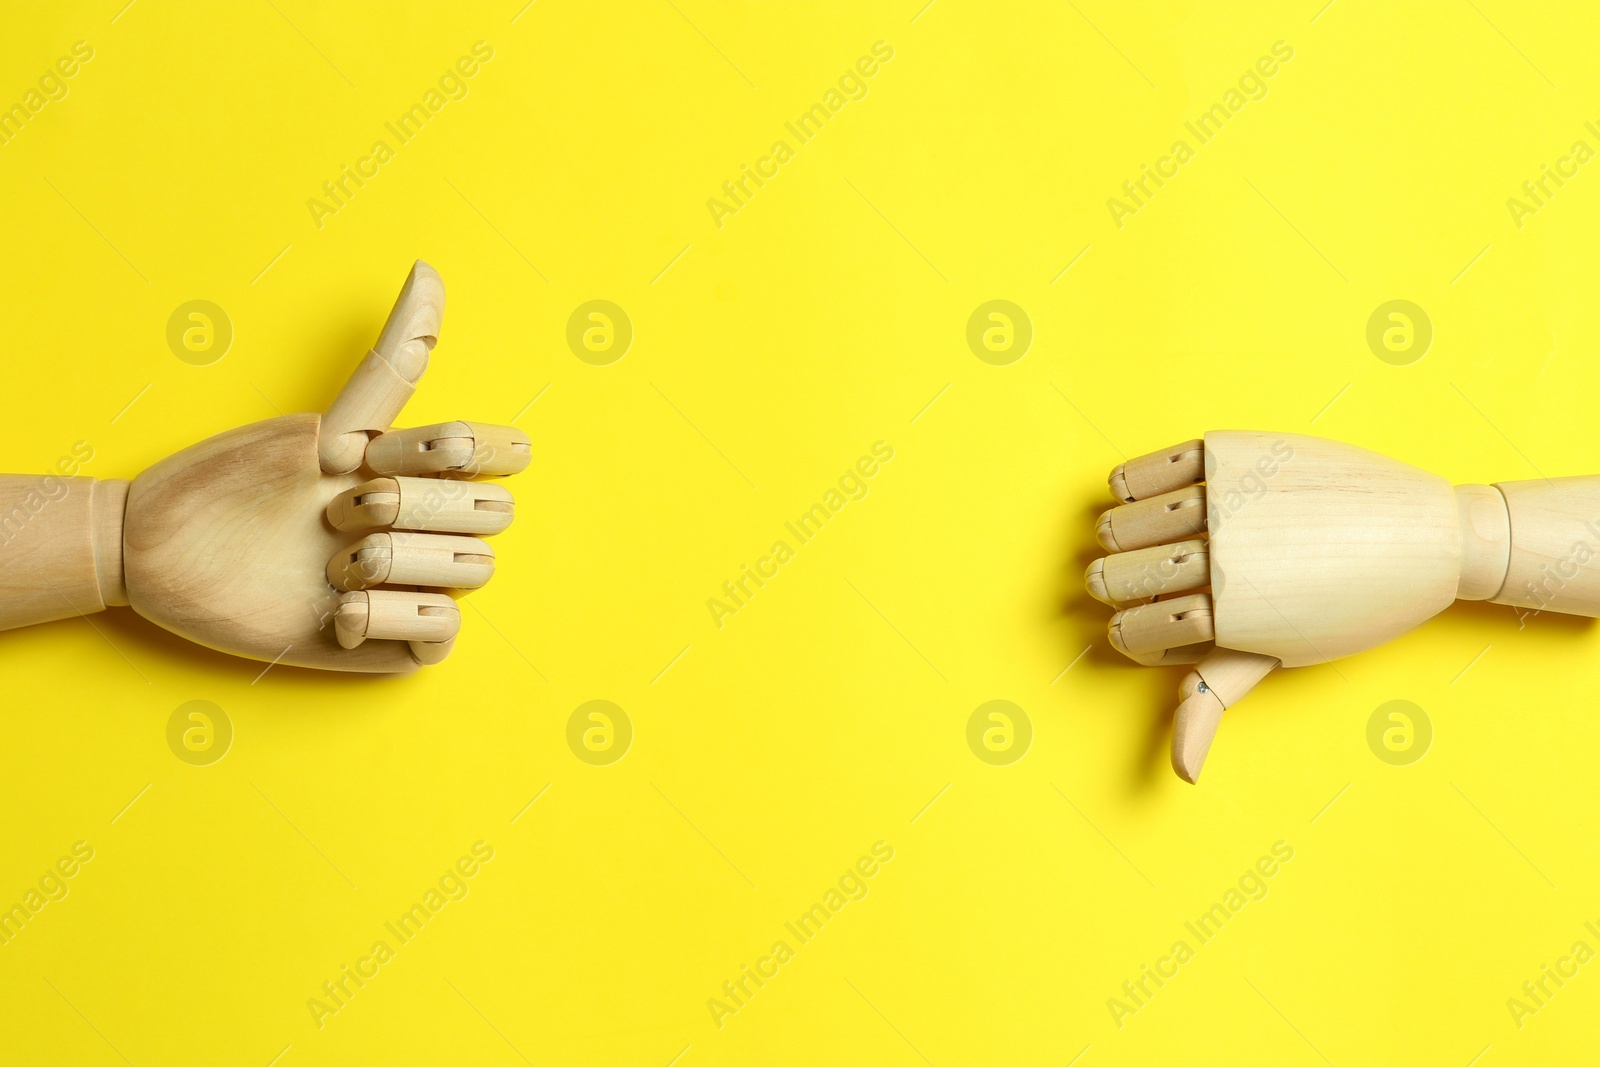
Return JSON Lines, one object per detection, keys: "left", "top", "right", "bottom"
{"left": 1454, "top": 482, "right": 1512, "bottom": 601}
{"left": 1205, "top": 430, "right": 1461, "bottom": 668}
{"left": 0, "top": 475, "right": 126, "bottom": 630}
{"left": 124, "top": 414, "right": 423, "bottom": 672}
{"left": 1489, "top": 475, "right": 1600, "bottom": 615}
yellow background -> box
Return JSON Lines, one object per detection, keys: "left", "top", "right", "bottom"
{"left": 3, "top": 1, "right": 1600, "bottom": 1063}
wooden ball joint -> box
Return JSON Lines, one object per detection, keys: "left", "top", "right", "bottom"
{"left": 0, "top": 262, "right": 530, "bottom": 672}
{"left": 1087, "top": 432, "right": 1600, "bottom": 783}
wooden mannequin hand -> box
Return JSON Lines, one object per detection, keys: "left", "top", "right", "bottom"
{"left": 0, "top": 261, "right": 530, "bottom": 673}
{"left": 1086, "top": 431, "right": 1600, "bottom": 782}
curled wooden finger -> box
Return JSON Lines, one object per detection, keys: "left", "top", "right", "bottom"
{"left": 335, "top": 589, "right": 460, "bottom": 649}
{"left": 1095, "top": 485, "right": 1207, "bottom": 553}
{"left": 327, "top": 531, "right": 494, "bottom": 591}
{"left": 327, "top": 477, "right": 514, "bottom": 535}
{"left": 1108, "top": 439, "right": 1204, "bottom": 503}
{"left": 364, "top": 421, "right": 531, "bottom": 477}
{"left": 409, "top": 636, "right": 456, "bottom": 665}
{"left": 1107, "top": 593, "right": 1215, "bottom": 658}
{"left": 1086, "top": 539, "right": 1209, "bottom": 605}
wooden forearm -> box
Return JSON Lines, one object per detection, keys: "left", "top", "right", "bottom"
{"left": 0, "top": 475, "right": 127, "bottom": 630}
{"left": 1457, "top": 477, "right": 1600, "bottom": 616}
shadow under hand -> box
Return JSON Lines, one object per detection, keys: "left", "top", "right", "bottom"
{"left": 1445, "top": 595, "right": 1597, "bottom": 641}
{"left": 1050, "top": 485, "right": 1180, "bottom": 796}
{"left": 95, "top": 606, "right": 411, "bottom": 701}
